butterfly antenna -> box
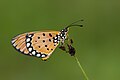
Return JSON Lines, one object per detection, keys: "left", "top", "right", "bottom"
{"left": 66, "top": 19, "right": 84, "bottom": 29}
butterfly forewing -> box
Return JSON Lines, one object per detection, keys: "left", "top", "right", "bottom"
{"left": 11, "top": 31, "right": 60, "bottom": 60}
{"left": 31, "top": 31, "right": 59, "bottom": 53}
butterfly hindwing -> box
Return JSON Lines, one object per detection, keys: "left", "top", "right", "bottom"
{"left": 11, "top": 32, "right": 35, "bottom": 55}
{"left": 11, "top": 31, "right": 60, "bottom": 60}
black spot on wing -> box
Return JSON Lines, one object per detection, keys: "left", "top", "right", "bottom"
{"left": 49, "top": 33, "right": 52, "bottom": 37}
{"left": 43, "top": 33, "right": 45, "bottom": 36}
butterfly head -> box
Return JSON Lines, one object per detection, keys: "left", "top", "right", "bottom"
{"left": 59, "top": 20, "right": 83, "bottom": 44}
{"left": 59, "top": 27, "right": 69, "bottom": 40}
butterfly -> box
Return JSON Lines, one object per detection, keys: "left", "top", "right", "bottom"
{"left": 11, "top": 20, "right": 83, "bottom": 61}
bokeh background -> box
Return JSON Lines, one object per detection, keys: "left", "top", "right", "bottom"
{"left": 0, "top": 0, "right": 120, "bottom": 80}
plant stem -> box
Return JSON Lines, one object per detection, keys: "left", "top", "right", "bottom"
{"left": 75, "top": 56, "right": 89, "bottom": 80}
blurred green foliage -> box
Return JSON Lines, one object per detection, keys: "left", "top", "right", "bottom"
{"left": 0, "top": 0, "right": 120, "bottom": 80}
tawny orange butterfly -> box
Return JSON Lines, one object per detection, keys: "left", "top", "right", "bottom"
{"left": 11, "top": 20, "right": 83, "bottom": 61}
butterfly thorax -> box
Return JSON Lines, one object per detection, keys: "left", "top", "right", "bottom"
{"left": 52, "top": 28, "right": 68, "bottom": 45}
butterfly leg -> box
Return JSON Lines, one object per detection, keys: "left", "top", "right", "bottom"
{"left": 59, "top": 40, "right": 68, "bottom": 53}
{"left": 59, "top": 45, "right": 67, "bottom": 52}
{"left": 59, "top": 34, "right": 76, "bottom": 56}
{"left": 66, "top": 36, "right": 75, "bottom": 56}
{"left": 67, "top": 44, "right": 75, "bottom": 56}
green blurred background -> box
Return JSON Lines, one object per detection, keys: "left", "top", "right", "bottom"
{"left": 0, "top": 0, "right": 120, "bottom": 80}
